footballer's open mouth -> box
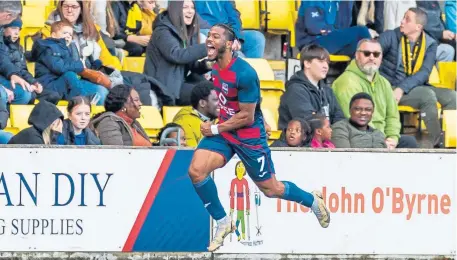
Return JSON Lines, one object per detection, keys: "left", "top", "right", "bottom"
{"left": 207, "top": 43, "right": 216, "bottom": 56}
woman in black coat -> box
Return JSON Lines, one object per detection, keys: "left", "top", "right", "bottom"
{"left": 144, "top": 0, "right": 210, "bottom": 106}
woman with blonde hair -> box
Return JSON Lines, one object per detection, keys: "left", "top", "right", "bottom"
{"left": 8, "top": 101, "right": 64, "bottom": 145}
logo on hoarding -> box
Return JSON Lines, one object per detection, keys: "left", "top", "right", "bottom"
{"left": 228, "top": 161, "right": 263, "bottom": 247}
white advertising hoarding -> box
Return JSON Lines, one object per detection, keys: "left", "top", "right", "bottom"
{"left": 213, "top": 151, "right": 456, "bottom": 255}
{"left": 0, "top": 148, "right": 166, "bottom": 251}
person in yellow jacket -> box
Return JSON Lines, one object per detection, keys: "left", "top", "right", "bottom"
{"left": 126, "top": 0, "right": 161, "bottom": 56}
{"left": 38, "top": 0, "right": 122, "bottom": 71}
{"left": 172, "top": 81, "right": 219, "bottom": 147}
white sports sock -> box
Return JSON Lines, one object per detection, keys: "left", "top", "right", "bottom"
{"left": 216, "top": 216, "right": 228, "bottom": 225}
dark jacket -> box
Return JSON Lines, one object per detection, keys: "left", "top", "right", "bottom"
{"left": 416, "top": 1, "right": 446, "bottom": 41}
{"left": 111, "top": 1, "right": 131, "bottom": 41}
{"left": 295, "top": 1, "right": 354, "bottom": 50}
{"left": 8, "top": 100, "right": 63, "bottom": 144}
{"left": 0, "top": 28, "right": 20, "bottom": 79}
{"left": 59, "top": 119, "right": 101, "bottom": 145}
{"left": 144, "top": 12, "right": 208, "bottom": 103}
{"left": 3, "top": 36, "right": 37, "bottom": 84}
{"left": 91, "top": 111, "right": 150, "bottom": 146}
{"left": 378, "top": 28, "right": 437, "bottom": 94}
{"left": 278, "top": 70, "right": 344, "bottom": 129}
{"left": 30, "top": 38, "right": 84, "bottom": 88}
{"left": 331, "top": 119, "right": 387, "bottom": 148}
{"left": 194, "top": 0, "right": 243, "bottom": 40}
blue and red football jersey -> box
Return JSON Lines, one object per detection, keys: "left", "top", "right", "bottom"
{"left": 211, "top": 57, "right": 267, "bottom": 146}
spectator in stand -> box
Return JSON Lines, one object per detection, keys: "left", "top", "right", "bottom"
{"left": 4, "top": 18, "right": 61, "bottom": 104}
{"left": 195, "top": 0, "right": 265, "bottom": 58}
{"left": 383, "top": 0, "right": 416, "bottom": 31}
{"left": 57, "top": 96, "right": 100, "bottom": 145}
{"left": 333, "top": 38, "right": 418, "bottom": 148}
{"left": 278, "top": 44, "right": 344, "bottom": 129}
{"left": 111, "top": 1, "right": 152, "bottom": 57}
{"left": 40, "top": 0, "right": 122, "bottom": 71}
{"left": 295, "top": 0, "right": 374, "bottom": 56}
{"left": 8, "top": 100, "right": 64, "bottom": 145}
{"left": 0, "top": 1, "right": 34, "bottom": 131}
{"left": 172, "top": 81, "right": 219, "bottom": 147}
{"left": 144, "top": 0, "right": 211, "bottom": 106}
{"left": 416, "top": 1, "right": 455, "bottom": 62}
{"left": 31, "top": 21, "right": 109, "bottom": 105}
{"left": 308, "top": 113, "right": 335, "bottom": 149}
{"left": 124, "top": 0, "right": 160, "bottom": 56}
{"left": 156, "top": 122, "right": 187, "bottom": 147}
{"left": 91, "top": 84, "right": 151, "bottom": 146}
{"left": 445, "top": 1, "right": 456, "bottom": 34}
{"left": 332, "top": 93, "right": 388, "bottom": 148}
{"left": 271, "top": 118, "right": 311, "bottom": 148}
{"left": 378, "top": 8, "right": 457, "bottom": 147}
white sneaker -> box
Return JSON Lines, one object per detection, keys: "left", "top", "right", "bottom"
{"left": 208, "top": 217, "right": 235, "bottom": 252}
{"left": 311, "top": 191, "right": 330, "bottom": 228}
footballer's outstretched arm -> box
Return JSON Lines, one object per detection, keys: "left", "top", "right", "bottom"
{"left": 217, "top": 103, "right": 256, "bottom": 133}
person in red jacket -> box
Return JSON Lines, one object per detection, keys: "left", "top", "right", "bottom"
{"left": 230, "top": 161, "right": 250, "bottom": 241}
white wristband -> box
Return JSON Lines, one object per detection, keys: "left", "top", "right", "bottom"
{"left": 210, "top": 124, "right": 220, "bottom": 135}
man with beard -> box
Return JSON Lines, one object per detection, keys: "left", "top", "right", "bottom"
{"left": 333, "top": 39, "right": 417, "bottom": 148}
{"left": 173, "top": 81, "right": 220, "bottom": 147}
{"left": 187, "top": 24, "right": 330, "bottom": 252}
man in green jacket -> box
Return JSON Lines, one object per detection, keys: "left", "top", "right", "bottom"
{"left": 332, "top": 38, "right": 417, "bottom": 148}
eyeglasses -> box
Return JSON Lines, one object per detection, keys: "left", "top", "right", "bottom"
{"left": 62, "top": 4, "right": 80, "bottom": 11}
{"left": 358, "top": 50, "right": 381, "bottom": 58}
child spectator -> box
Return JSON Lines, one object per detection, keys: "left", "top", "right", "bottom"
{"left": 308, "top": 114, "right": 335, "bottom": 149}
{"left": 125, "top": 0, "right": 160, "bottom": 56}
{"left": 31, "top": 21, "right": 109, "bottom": 105}
{"left": 8, "top": 100, "right": 64, "bottom": 145}
{"left": 3, "top": 18, "right": 61, "bottom": 104}
{"left": 91, "top": 84, "right": 151, "bottom": 146}
{"left": 57, "top": 96, "right": 100, "bottom": 145}
{"left": 271, "top": 118, "right": 311, "bottom": 148}
{"left": 157, "top": 122, "right": 187, "bottom": 147}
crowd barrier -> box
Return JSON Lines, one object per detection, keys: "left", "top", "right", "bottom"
{"left": 0, "top": 146, "right": 455, "bottom": 258}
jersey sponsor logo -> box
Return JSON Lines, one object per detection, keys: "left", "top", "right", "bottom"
{"left": 218, "top": 92, "right": 236, "bottom": 116}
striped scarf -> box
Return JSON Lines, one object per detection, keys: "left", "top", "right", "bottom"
{"left": 401, "top": 32, "right": 426, "bottom": 76}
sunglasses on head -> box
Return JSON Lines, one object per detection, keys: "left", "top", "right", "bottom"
{"left": 358, "top": 50, "right": 381, "bottom": 58}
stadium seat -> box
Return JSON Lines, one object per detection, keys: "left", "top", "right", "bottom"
{"left": 235, "top": 0, "right": 262, "bottom": 30}
{"left": 243, "top": 58, "right": 275, "bottom": 81}
{"left": 137, "top": 106, "right": 164, "bottom": 138}
{"left": 443, "top": 110, "right": 456, "bottom": 148}
{"left": 260, "top": 89, "right": 283, "bottom": 124}
{"left": 162, "top": 106, "right": 186, "bottom": 124}
{"left": 438, "top": 61, "right": 456, "bottom": 90}
{"left": 57, "top": 105, "right": 68, "bottom": 119}
{"left": 4, "top": 119, "right": 19, "bottom": 136}
{"left": 27, "top": 62, "right": 35, "bottom": 77}
{"left": 260, "top": 80, "right": 285, "bottom": 91}
{"left": 296, "top": 53, "right": 351, "bottom": 63}
{"left": 91, "top": 106, "right": 105, "bottom": 117}
{"left": 263, "top": 0, "right": 297, "bottom": 47}
{"left": 122, "top": 57, "right": 145, "bottom": 73}
{"left": 262, "top": 108, "right": 281, "bottom": 141}
{"left": 9, "top": 105, "right": 35, "bottom": 131}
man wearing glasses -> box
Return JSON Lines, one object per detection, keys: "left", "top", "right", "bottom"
{"left": 333, "top": 38, "right": 418, "bottom": 148}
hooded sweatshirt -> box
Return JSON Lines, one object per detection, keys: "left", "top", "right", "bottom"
{"left": 8, "top": 100, "right": 64, "bottom": 144}
{"left": 278, "top": 70, "right": 344, "bottom": 129}
{"left": 332, "top": 60, "right": 401, "bottom": 142}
